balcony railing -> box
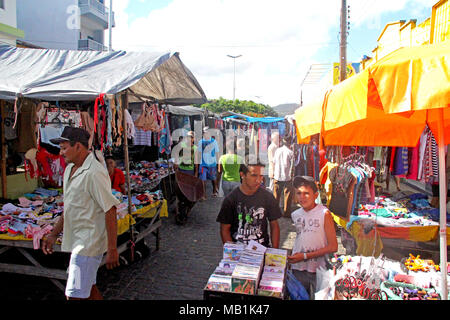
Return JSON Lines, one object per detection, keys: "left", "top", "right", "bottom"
{"left": 78, "top": 0, "right": 114, "bottom": 28}
{"left": 78, "top": 38, "right": 107, "bottom": 51}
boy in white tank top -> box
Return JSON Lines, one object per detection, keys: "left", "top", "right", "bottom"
{"left": 287, "top": 176, "right": 338, "bottom": 298}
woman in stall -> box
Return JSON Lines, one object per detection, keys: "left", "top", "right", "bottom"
{"left": 105, "top": 155, "right": 126, "bottom": 194}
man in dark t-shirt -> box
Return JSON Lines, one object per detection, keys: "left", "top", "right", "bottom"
{"left": 217, "top": 162, "right": 282, "bottom": 248}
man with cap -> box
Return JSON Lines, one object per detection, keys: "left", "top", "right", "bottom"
{"left": 197, "top": 127, "right": 220, "bottom": 200}
{"left": 41, "top": 127, "right": 121, "bottom": 300}
{"left": 287, "top": 175, "right": 338, "bottom": 298}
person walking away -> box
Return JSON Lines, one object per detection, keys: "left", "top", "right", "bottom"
{"left": 217, "top": 139, "right": 244, "bottom": 197}
{"left": 42, "top": 127, "right": 121, "bottom": 300}
{"left": 105, "top": 155, "right": 126, "bottom": 194}
{"left": 288, "top": 176, "right": 338, "bottom": 299}
{"left": 197, "top": 127, "right": 220, "bottom": 200}
{"left": 267, "top": 132, "right": 280, "bottom": 191}
{"left": 216, "top": 159, "right": 282, "bottom": 248}
{"left": 273, "top": 135, "right": 295, "bottom": 217}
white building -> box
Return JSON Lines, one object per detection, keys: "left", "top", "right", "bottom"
{"left": 0, "top": 0, "right": 24, "bottom": 46}
{"left": 17, "top": 0, "right": 114, "bottom": 50}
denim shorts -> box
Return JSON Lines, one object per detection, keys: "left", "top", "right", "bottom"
{"left": 65, "top": 253, "right": 103, "bottom": 299}
{"left": 199, "top": 166, "right": 217, "bottom": 181}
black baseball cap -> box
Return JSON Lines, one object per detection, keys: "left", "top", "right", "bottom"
{"left": 50, "top": 127, "right": 90, "bottom": 146}
{"left": 293, "top": 175, "right": 318, "bottom": 193}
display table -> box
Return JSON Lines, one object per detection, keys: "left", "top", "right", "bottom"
{"left": 331, "top": 212, "right": 450, "bottom": 257}
{"left": 0, "top": 201, "right": 165, "bottom": 291}
{"left": 0, "top": 214, "right": 136, "bottom": 291}
{"left": 131, "top": 200, "right": 165, "bottom": 251}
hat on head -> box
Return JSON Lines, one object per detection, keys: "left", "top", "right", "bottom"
{"left": 203, "top": 126, "right": 210, "bottom": 133}
{"left": 49, "top": 127, "right": 90, "bottom": 146}
{"left": 293, "top": 175, "right": 318, "bottom": 193}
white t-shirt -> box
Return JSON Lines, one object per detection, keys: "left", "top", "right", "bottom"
{"left": 291, "top": 204, "right": 328, "bottom": 273}
{"left": 267, "top": 143, "right": 278, "bottom": 179}
{"left": 273, "top": 145, "right": 294, "bottom": 181}
{"left": 62, "top": 153, "right": 120, "bottom": 256}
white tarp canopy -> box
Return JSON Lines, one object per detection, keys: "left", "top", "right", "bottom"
{"left": 0, "top": 45, "right": 207, "bottom": 105}
{"left": 166, "top": 105, "right": 205, "bottom": 116}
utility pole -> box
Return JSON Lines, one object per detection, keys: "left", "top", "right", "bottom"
{"left": 339, "top": 0, "right": 348, "bottom": 82}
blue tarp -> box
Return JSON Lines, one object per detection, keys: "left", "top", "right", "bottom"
{"left": 223, "top": 115, "right": 285, "bottom": 123}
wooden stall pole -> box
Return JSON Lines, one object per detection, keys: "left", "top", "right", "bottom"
{"left": 121, "top": 91, "right": 135, "bottom": 262}
{"left": 0, "top": 100, "right": 7, "bottom": 199}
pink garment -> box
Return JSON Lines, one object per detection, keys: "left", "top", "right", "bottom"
{"left": 406, "top": 143, "right": 419, "bottom": 180}
{"left": 368, "top": 170, "right": 376, "bottom": 203}
{"left": 26, "top": 224, "right": 53, "bottom": 249}
{"left": 18, "top": 197, "right": 32, "bottom": 208}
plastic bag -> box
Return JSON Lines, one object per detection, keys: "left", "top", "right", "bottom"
{"left": 315, "top": 266, "right": 334, "bottom": 292}
{"left": 217, "top": 177, "right": 224, "bottom": 198}
{"left": 286, "top": 269, "right": 309, "bottom": 300}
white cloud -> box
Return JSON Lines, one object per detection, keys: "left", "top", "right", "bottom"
{"left": 109, "top": 0, "right": 435, "bottom": 107}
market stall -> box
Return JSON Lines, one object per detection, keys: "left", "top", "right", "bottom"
{"left": 294, "top": 41, "right": 450, "bottom": 299}
{"left": 316, "top": 253, "right": 447, "bottom": 300}
{"left": 0, "top": 44, "right": 207, "bottom": 289}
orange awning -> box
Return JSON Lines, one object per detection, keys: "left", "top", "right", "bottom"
{"left": 322, "top": 69, "right": 427, "bottom": 146}
{"left": 369, "top": 41, "right": 450, "bottom": 145}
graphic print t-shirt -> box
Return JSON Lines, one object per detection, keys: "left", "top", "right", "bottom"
{"left": 216, "top": 187, "right": 282, "bottom": 247}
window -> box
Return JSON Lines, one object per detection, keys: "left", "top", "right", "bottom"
{"left": 0, "top": 0, "right": 5, "bottom": 10}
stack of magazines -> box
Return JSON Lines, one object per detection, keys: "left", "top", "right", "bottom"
{"left": 205, "top": 241, "right": 288, "bottom": 297}
{"left": 205, "top": 242, "right": 245, "bottom": 292}
{"left": 258, "top": 265, "right": 285, "bottom": 297}
{"left": 231, "top": 241, "right": 266, "bottom": 295}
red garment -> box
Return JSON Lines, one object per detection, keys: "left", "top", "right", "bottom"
{"left": 35, "top": 147, "right": 66, "bottom": 188}
{"left": 110, "top": 168, "right": 125, "bottom": 192}
{"left": 319, "top": 148, "right": 328, "bottom": 171}
{"left": 389, "top": 147, "right": 396, "bottom": 173}
{"left": 406, "top": 143, "right": 420, "bottom": 180}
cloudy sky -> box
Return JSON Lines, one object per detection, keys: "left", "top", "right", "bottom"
{"left": 108, "top": 0, "right": 436, "bottom": 107}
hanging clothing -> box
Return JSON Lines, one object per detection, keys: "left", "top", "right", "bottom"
{"left": 35, "top": 146, "right": 66, "bottom": 188}
{"left": 392, "top": 147, "right": 409, "bottom": 176}
{"left": 39, "top": 126, "right": 66, "bottom": 148}
{"left": 124, "top": 109, "right": 136, "bottom": 140}
{"left": 422, "top": 127, "right": 439, "bottom": 183}
{"left": 328, "top": 166, "right": 357, "bottom": 219}
{"left": 406, "top": 143, "right": 420, "bottom": 181}
{"left": 16, "top": 99, "right": 38, "bottom": 153}
{"left": 158, "top": 112, "right": 172, "bottom": 155}
{"left": 134, "top": 129, "right": 152, "bottom": 146}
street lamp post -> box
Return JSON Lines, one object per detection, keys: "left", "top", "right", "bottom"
{"left": 227, "top": 54, "right": 242, "bottom": 100}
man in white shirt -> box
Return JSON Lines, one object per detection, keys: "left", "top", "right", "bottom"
{"left": 267, "top": 131, "right": 280, "bottom": 192}
{"left": 42, "top": 127, "right": 120, "bottom": 300}
{"left": 273, "top": 135, "right": 294, "bottom": 217}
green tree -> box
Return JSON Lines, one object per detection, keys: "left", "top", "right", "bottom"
{"left": 195, "top": 97, "right": 279, "bottom": 117}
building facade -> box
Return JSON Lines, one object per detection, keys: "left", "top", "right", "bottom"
{"left": 17, "top": 0, "right": 114, "bottom": 50}
{"left": 361, "top": 0, "right": 449, "bottom": 69}
{"left": 0, "top": 0, "right": 24, "bottom": 46}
